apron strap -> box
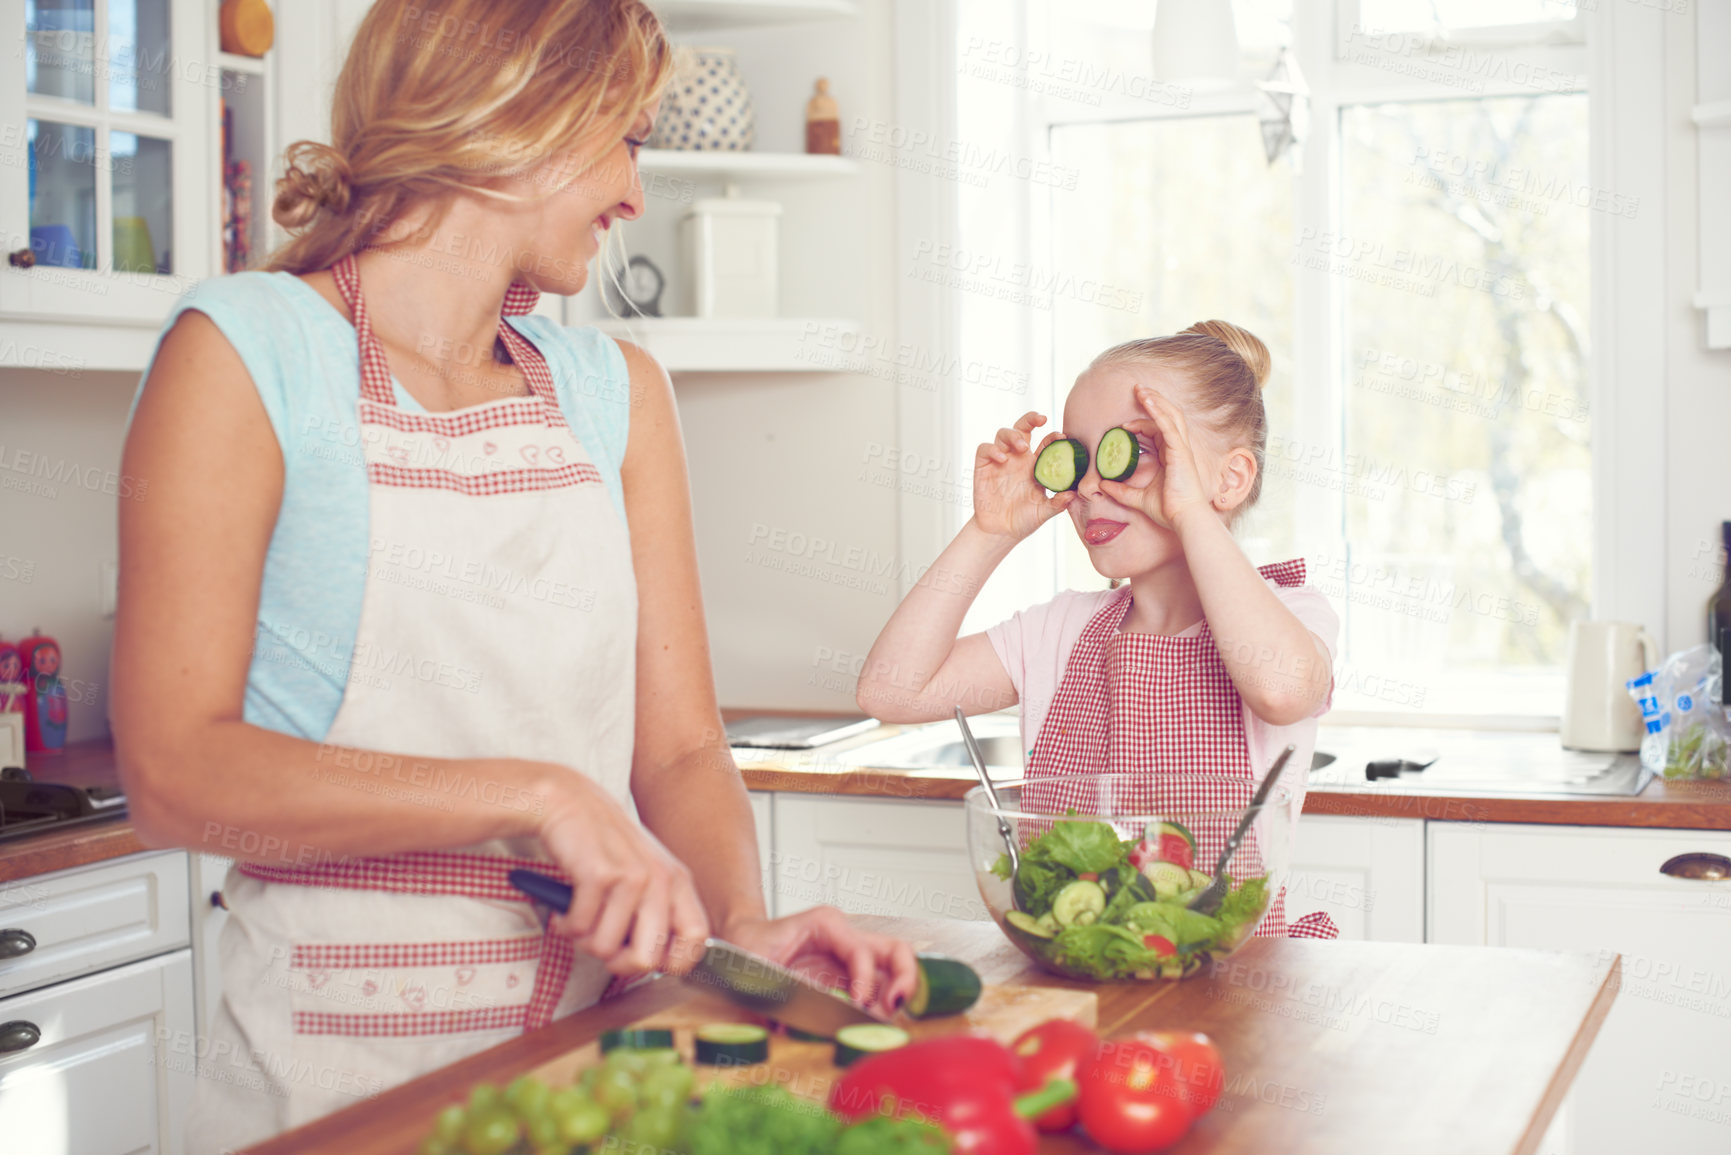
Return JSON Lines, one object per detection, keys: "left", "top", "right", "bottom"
{"left": 330, "top": 253, "right": 561, "bottom": 411}
{"left": 240, "top": 851, "right": 577, "bottom": 1031}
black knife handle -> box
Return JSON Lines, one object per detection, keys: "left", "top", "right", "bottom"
{"left": 508, "top": 869, "right": 572, "bottom": 913}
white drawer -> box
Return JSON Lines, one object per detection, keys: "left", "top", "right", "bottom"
{"left": 0, "top": 948, "right": 196, "bottom": 1154}
{"left": 0, "top": 851, "right": 191, "bottom": 999}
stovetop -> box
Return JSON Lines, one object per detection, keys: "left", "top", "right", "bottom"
{"left": 0, "top": 768, "right": 127, "bottom": 843}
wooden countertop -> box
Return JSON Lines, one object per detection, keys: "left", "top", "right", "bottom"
{"left": 5, "top": 733, "right": 1731, "bottom": 883}
{"left": 246, "top": 916, "right": 1620, "bottom": 1155}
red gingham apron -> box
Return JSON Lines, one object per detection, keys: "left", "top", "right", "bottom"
{"left": 1025, "top": 559, "right": 1337, "bottom": 940}
{"left": 189, "top": 254, "right": 639, "bottom": 1149}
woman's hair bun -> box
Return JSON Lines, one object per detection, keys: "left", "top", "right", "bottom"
{"left": 273, "top": 141, "right": 354, "bottom": 230}
{"left": 1183, "top": 319, "right": 1272, "bottom": 391}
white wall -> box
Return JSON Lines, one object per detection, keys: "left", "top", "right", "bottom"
{"left": 0, "top": 368, "right": 136, "bottom": 745}
{"left": 1663, "top": 8, "right": 1731, "bottom": 655}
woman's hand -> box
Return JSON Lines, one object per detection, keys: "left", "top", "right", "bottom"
{"left": 721, "top": 906, "right": 921, "bottom": 1017}
{"left": 1098, "top": 387, "right": 1213, "bottom": 531}
{"left": 972, "top": 412, "right": 1077, "bottom": 541}
{"left": 537, "top": 772, "right": 712, "bottom": 977}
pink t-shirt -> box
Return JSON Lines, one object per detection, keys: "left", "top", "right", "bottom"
{"left": 985, "top": 581, "right": 1340, "bottom": 779}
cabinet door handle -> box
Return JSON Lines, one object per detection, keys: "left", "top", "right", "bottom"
{"left": 7, "top": 248, "right": 35, "bottom": 269}
{"left": 0, "top": 1021, "right": 40, "bottom": 1053}
{"left": 0, "top": 928, "right": 36, "bottom": 959}
{"left": 1660, "top": 853, "right": 1731, "bottom": 880}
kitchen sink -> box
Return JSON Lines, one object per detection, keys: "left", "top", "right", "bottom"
{"left": 835, "top": 715, "right": 1026, "bottom": 772}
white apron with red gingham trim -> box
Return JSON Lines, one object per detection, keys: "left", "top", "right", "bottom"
{"left": 187, "top": 255, "right": 638, "bottom": 1151}
{"left": 1024, "top": 559, "right": 1338, "bottom": 941}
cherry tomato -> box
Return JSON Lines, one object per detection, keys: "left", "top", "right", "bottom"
{"left": 1135, "top": 1030, "right": 1225, "bottom": 1117}
{"left": 1157, "top": 835, "right": 1193, "bottom": 871}
{"left": 1076, "top": 1039, "right": 1192, "bottom": 1153}
{"left": 1141, "top": 934, "right": 1176, "bottom": 958}
{"left": 1079, "top": 872, "right": 1099, "bottom": 882}
{"left": 1011, "top": 1019, "right": 1099, "bottom": 1132}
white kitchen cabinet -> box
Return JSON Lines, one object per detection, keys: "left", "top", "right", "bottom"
{"left": 771, "top": 795, "right": 988, "bottom": 921}
{"left": 1287, "top": 815, "right": 1425, "bottom": 942}
{"left": 0, "top": 0, "right": 217, "bottom": 366}
{"left": 0, "top": 947, "right": 196, "bottom": 1154}
{"left": 1429, "top": 823, "right": 1731, "bottom": 1155}
{"left": 0, "top": 849, "right": 190, "bottom": 1000}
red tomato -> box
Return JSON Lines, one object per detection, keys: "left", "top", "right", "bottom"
{"left": 1127, "top": 841, "right": 1156, "bottom": 869}
{"left": 1135, "top": 1030, "right": 1225, "bottom": 1117}
{"left": 1141, "top": 934, "right": 1176, "bottom": 958}
{"left": 1076, "top": 1039, "right": 1192, "bottom": 1153}
{"left": 1156, "top": 834, "right": 1194, "bottom": 871}
{"left": 1079, "top": 872, "right": 1099, "bottom": 882}
{"left": 1010, "top": 1019, "right": 1099, "bottom": 1132}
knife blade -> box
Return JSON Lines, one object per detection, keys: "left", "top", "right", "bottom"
{"left": 506, "top": 869, "right": 887, "bottom": 1036}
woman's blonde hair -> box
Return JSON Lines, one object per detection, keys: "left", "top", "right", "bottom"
{"left": 1090, "top": 320, "right": 1273, "bottom": 509}
{"left": 264, "top": 0, "right": 672, "bottom": 275}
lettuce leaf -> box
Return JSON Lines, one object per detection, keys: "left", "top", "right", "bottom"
{"left": 1035, "top": 821, "right": 1127, "bottom": 873}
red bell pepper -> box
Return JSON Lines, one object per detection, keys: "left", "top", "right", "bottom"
{"left": 1011, "top": 1019, "right": 1099, "bottom": 1132}
{"left": 829, "top": 1035, "right": 1077, "bottom": 1155}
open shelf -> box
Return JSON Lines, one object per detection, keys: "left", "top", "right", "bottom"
{"left": 654, "top": 0, "right": 857, "bottom": 33}
{"left": 590, "top": 317, "right": 862, "bottom": 373}
{"left": 638, "top": 149, "right": 858, "bottom": 180}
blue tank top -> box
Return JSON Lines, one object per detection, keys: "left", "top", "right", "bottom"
{"left": 132, "top": 271, "right": 635, "bottom": 743}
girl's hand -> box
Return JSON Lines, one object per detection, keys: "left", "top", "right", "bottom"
{"left": 972, "top": 412, "right": 1077, "bottom": 541}
{"left": 1099, "top": 387, "right": 1213, "bottom": 531}
{"left": 537, "top": 772, "right": 712, "bottom": 977}
{"left": 720, "top": 906, "right": 921, "bottom": 1017}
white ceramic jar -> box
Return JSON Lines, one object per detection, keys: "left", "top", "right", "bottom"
{"left": 681, "top": 196, "right": 781, "bottom": 318}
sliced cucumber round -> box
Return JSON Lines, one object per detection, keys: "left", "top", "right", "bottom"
{"left": 1033, "top": 438, "right": 1088, "bottom": 492}
{"left": 1006, "top": 909, "right": 1055, "bottom": 939}
{"left": 1142, "top": 861, "right": 1192, "bottom": 901}
{"left": 1186, "top": 868, "right": 1214, "bottom": 890}
{"left": 1052, "top": 879, "right": 1107, "bottom": 927}
{"left": 1096, "top": 427, "right": 1140, "bottom": 481}
{"left": 694, "top": 1023, "right": 770, "bottom": 1066}
{"left": 599, "top": 1028, "right": 674, "bottom": 1053}
{"left": 907, "top": 954, "right": 983, "bottom": 1018}
{"left": 834, "top": 1023, "right": 910, "bottom": 1067}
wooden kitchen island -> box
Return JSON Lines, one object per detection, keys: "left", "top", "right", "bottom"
{"left": 242, "top": 917, "right": 1620, "bottom": 1155}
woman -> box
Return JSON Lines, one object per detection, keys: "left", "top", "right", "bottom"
{"left": 113, "top": 1, "right": 916, "bottom": 1148}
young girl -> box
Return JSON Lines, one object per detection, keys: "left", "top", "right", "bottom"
{"left": 857, "top": 320, "right": 1339, "bottom": 938}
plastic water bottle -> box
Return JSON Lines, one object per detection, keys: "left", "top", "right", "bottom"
{"left": 1628, "top": 672, "right": 1666, "bottom": 772}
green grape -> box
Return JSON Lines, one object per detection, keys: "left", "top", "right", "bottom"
{"left": 602, "top": 1048, "right": 652, "bottom": 1079}
{"left": 553, "top": 1095, "right": 611, "bottom": 1145}
{"left": 505, "top": 1075, "right": 552, "bottom": 1120}
{"left": 639, "top": 1063, "right": 695, "bottom": 1111}
{"left": 641, "top": 1047, "right": 683, "bottom": 1067}
{"left": 524, "top": 1112, "right": 560, "bottom": 1149}
{"left": 461, "top": 1107, "right": 520, "bottom": 1155}
{"left": 432, "top": 1104, "right": 467, "bottom": 1144}
{"left": 626, "top": 1104, "right": 684, "bottom": 1152}
{"left": 548, "top": 1087, "right": 585, "bottom": 1116}
{"left": 467, "top": 1084, "right": 502, "bottom": 1115}
{"left": 417, "top": 1137, "right": 455, "bottom": 1155}
{"left": 592, "top": 1065, "right": 639, "bottom": 1117}
{"left": 577, "top": 1066, "right": 600, "bottom": 1094}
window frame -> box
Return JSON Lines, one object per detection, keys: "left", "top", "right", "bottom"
{"left": 912, "top": 0, "right": 1669, "bottom": 729}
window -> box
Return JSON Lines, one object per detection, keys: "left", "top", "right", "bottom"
{"left": 954, "top": 0, "right": 1595, "bottom": 720}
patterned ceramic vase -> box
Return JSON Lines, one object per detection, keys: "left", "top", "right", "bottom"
{"left": 648, "top": 46, "right": 756, "bottom": 151}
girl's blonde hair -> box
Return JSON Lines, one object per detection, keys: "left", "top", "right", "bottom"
{"left": 264, "top": 0, "right": 672, "bottom": 275}
{"left": 1090, "top": 320, "right": 1273, "bottom": 509}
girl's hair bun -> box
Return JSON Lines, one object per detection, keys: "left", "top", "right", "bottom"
{"left": 1183, "top": 319, "right": 1272, "bottom": 391}
{"left": 273, "top": 141, "right": 354, "bottom": 230}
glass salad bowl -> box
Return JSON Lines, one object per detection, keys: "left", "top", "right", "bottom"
{"left": 965, "top": 774, "right": 1297, "bottom": 982}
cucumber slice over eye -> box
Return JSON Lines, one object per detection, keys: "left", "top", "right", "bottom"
{"left": 1033, "top": 438, "right": 1088, "bottom": 492}
{"left": 1096, "top": 427, "right": 1140, "bottom": 481}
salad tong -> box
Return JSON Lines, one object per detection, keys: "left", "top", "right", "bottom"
{"left": 954, "top": 707, "right": 1023, "bottom": 911}
{"left": 1187, "top": 743, "right": 1296, "bottom": 917}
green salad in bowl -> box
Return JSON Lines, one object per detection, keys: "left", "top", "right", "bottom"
{"left": 966, "top": 774, "right": 1294, "bottom": 982}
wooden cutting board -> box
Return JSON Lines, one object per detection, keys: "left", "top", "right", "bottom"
{"left": 528, "top": 982, "right": 1097, "bottom": 1104}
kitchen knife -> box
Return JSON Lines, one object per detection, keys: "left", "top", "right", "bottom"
{"left": 507, "top": 869, "right": 888, "bottom": 1036}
